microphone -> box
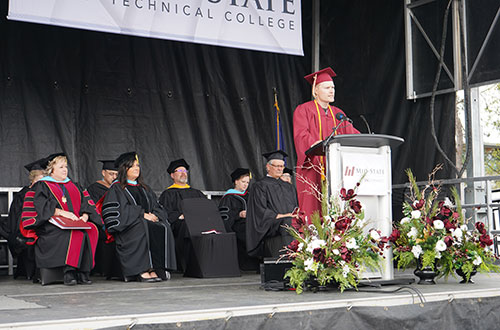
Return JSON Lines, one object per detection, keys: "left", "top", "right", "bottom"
{"left": 359, "top": 114, "right": 372, "bottom": 134}
{"left": 323, "top": 113, "right": 352, "bottom": 149}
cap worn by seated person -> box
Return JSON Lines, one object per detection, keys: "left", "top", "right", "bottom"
{"left": 115, "top": 152, "right": 139, "bottom": 168}
{"left": 262, "top": 150, "right": 288, "bottom": 162}
{"left": 230, "top": 168, "right": 251, "bottom": 182}
{"left": 167, "top": 159, "right": 190, "bottom": 174}
{"left": 99, "top": 160, "right": 118, "bottom": 171}
{"left": 24, "top": 157, "right": 49, "bottom": 172}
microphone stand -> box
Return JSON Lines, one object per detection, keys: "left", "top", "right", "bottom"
{"left": 322, "top": 118, "right": 346, "bottom": 151}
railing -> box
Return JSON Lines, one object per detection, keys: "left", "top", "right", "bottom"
{"left": 392, "top": 175, "right": 500, "bottom": 255}
{"left": 0, "top": 187, "right": 23, "bottom": 275}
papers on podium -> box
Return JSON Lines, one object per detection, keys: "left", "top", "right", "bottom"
{"left": 49, "top": 216, "right": 92, "bottom": 230}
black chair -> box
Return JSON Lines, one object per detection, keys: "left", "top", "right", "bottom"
{"left": 181, "top": 198, "right": 240, "bottom": 278}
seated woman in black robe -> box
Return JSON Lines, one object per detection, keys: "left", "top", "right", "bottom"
{"left": 102, "top": 152, "right": 176, "bottom": 282}
{"left": 21, "top": 153, "right": 101, "bottom": 285}
{"left": 219, "top": 168, "right": 259, "bottom": 271}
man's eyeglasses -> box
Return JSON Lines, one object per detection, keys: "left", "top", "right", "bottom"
{"left": 175, "top": 169, "right": 188, "bottom": 173}
{"left": 269, "top": 164, "right": 285, "bottom": 169}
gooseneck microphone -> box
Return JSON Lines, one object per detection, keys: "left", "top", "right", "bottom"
{"left": 359, "top": 114, "right": 372, "bottom": 134}
{"left": 323, "top": 112, "right": 352, "bottom": 149}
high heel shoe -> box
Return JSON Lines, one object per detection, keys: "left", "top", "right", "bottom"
{"left": 137, "top": 273, "right": 157, "bottom": 283}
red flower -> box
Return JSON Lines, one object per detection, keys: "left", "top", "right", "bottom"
{"left": 412, "top": 199, "right": 425, "bottom": 210}
{"left": 444, "top": 236, "right": 454, "bottom": 247}
{"left": 444, "top": 219, "right": 456, "bottom": 231}
{"left": 340, "top": 188, "right": 357, "bottom": 201}
{"left": 335, "top": 216, "right": 352, "bottom": 232}
{"left": 479, "top": 234, "right": 493, "bottom": 247}
{"left": 439, "top": 202, "right": 452, "bottom": 217}
{"left": 349, "top": 199, "right": 362, "bottom": 214}
{"left": 288, "top": 240, "right": 299, "bottom": 252}
{"left": 475, "top": 222, "right": 487, "bottom": 235}
{"left": 313, "top": 248, "right": 326, "bottom": 263}
{"left": 388, "top": 228, "right": 400, "bottom": 243}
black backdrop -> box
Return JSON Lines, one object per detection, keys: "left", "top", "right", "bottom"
{"left": 0, "top": 1, "right": 455, "bottom": 196}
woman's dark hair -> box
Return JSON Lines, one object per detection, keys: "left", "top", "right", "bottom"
{"left": 117, "top": 158, "right": 147, "bottom": 189}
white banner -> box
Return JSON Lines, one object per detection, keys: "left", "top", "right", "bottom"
{"left": 7, "top": 0, "right": 303, "bottom": 55}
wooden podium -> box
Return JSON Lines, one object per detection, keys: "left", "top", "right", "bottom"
{"left": 307, "top": 134, "right": 404, "bottom": 281}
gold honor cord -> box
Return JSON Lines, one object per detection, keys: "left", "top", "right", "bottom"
{"left": 314, "top": 100, "right": 337, "bottom": 181}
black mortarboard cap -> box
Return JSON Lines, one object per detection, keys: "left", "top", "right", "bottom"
{"left": 230, "top": 168, "right": 250, "bottom": 182}
{"left": 114, "top": 152, "right": 138, "bottom": 168}
{"left": 46, "top": 152, "right": 66, "bottom": 164}
{"left": 167, "top": 159, "right": 189, "bottom": 174}
{"left": 283, "top": 167, "right": 294, "bottom": 176}
{"left": 99, "top": 160, "right": 118, "bottom": 171}
{"left": 24, "top": 157, "right": 48, "bottom": 172}
{"left": 262, "top": 150, "right": 288, "bottom": 162}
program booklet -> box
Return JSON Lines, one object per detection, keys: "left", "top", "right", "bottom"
{"left": 49, "top": 216, "right": 92, "bottom": 230}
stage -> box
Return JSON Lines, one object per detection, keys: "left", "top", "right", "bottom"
{"left": 1, "top": 270, "right": 500, "bottom": 329}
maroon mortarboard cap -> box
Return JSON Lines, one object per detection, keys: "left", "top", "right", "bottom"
{"left": 114, "top": 152, "right": 138, "bottom": 168}
{"left": 230, "top": 168, "right": 251, "bottom": 182}
{"left": 99, "top": 160, "right": 118, "bottom": 171}
{"left": 304, "top": 67, "right": 337, "bottom": 85}
{"left": 24, "top": 157, "right": 48, "bottom": 172}
{"left": 167, "top": 158, "right": 189, "bottom": 174}
{"left": 262, "top": 150, "right": 288, "bottom": 162}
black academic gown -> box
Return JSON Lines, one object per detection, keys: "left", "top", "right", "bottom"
{"left": 246, "top": 176, "right": 298, "bottom": 257}
{"left": 219, "top": 190, "right": 259, "bottom": 271}
{"left": 159, "top": 186, "right": 206, "bottom": 271}
{"left": 22, "top": 179, "right": 101, "bottom": 272}
{"left": 87, "top": 181, "right": 109, "bottom": 203}
{"left": 102, "top": 182, "right": 176, "bottom": 277}
{"left": 86, "top": 180, "right": 120, "bottom": 277}
{"left": 6, "top": 186, "right": 36, "bottom": 278}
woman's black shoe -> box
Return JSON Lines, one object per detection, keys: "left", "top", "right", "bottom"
{"left": 64, "top": 272, "right": 77, "bottom": 286}
{"left": 77, "top": 272, "right": 92, "bottom": 285}
{"left": 137, "top": 274, "right": 157, "bottom": 283}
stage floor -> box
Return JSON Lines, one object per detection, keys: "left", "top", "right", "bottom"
{"left": 1, "top": 270, "right": 500, "bottom": 329}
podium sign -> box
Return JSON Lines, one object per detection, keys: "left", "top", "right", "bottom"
{"left": 326, "top": 134, "right": 403, "bottom": 280}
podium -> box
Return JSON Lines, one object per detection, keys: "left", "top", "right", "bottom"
{"left": 307, "top": 134, "right": 404, "bottom": 281}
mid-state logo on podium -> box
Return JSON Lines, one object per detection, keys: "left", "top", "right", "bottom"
{"left": 342, "top": 153, "right": 387, "bottom": 195}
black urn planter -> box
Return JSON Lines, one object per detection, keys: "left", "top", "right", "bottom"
{"left": 414, "top": 259, "right": 438, "bottom": 285}
{"left": 456, "top": 267, "right": 477, "bottom": 284}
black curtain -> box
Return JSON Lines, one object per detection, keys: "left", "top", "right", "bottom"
{"left": 0, "top": 1, "right": 455, "bottom": 198}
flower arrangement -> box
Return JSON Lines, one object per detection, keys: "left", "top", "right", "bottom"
{"left": 283, "top": 184, "right": 389, "bottom": 294}
{"left": 390, "top": 166, "right": 499, "bottom": 282}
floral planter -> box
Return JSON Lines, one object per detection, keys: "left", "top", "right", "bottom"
{"left": 414, "top": 259, "right": 438, "bottom": 285}
{"left": 456, "top": 267, "right": 477, "bottom": 284}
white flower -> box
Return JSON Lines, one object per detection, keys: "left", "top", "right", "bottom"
{"left": 433, "top": 220, "right": 444, "bottom": 230}
{"left": 443, "top": 197, "right": 453, "bottom": 208}
{"left": 334, "top": 235, "right": 341, "bottom": 241}
{"left": 411, "top": 210, "right": 421, "bottom": 219}
{"left": 332, "top": 249, "right": 340, "bottom": 255}
{"left": 412, "top": 245, "right": 423, "bottom": 258}
{"left": 342, "top": 264, "right": 350, "bottom": 278}
{"left": 323, "top": 215, "right": 332, "bottom": 222}
{"left": 435, "top": 240, "right": 447, "bottom": 252}
{"left": 298, "top": 242, "right": 304, "bottom": 251}
{"left": 346, "top": 238, "right": 358, "bottom": 249}
{"left": 473, "top": 256, "right": 483, "bottom": 266}
{"left": 407, "top": 227, "right": 418, "bottom": 239}
{"left": 400, "top": 217, "right": 411, "bottom": 224}
{"left": 370, "top": 230, "right": 381, "bottom": 241}
{"left": 306, "top": 238, "right": 326, "bottom": 253}
{"left": 460, "top": 225, "right": 468, "bottom": 232}
{"left": 452, "top": 228, "right": 463, "bottom": 241}
{"left": 304, "top": 258, "right": 318, "bottom": 272}
{"left": 435, "top": 251, "right": 442, "bottom": 259}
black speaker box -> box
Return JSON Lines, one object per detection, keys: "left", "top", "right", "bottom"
{"left": 260, "top": 257, "right": 293, "bottom": 285}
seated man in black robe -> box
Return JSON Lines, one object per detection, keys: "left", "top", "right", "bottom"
{"left": 86, "top": 160, "right": 119, "bottom": 277}
{"left": 6, "top": 158, "right": 46, "bottom": 279}
{"left": 87, "top": 160, "right": 118, "bottom": 203}
{"left": 246, "top": 150, "right": 298, "bottom": 258}
{"left": 159, "top": 159, "right": 206, "bottom": 271}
